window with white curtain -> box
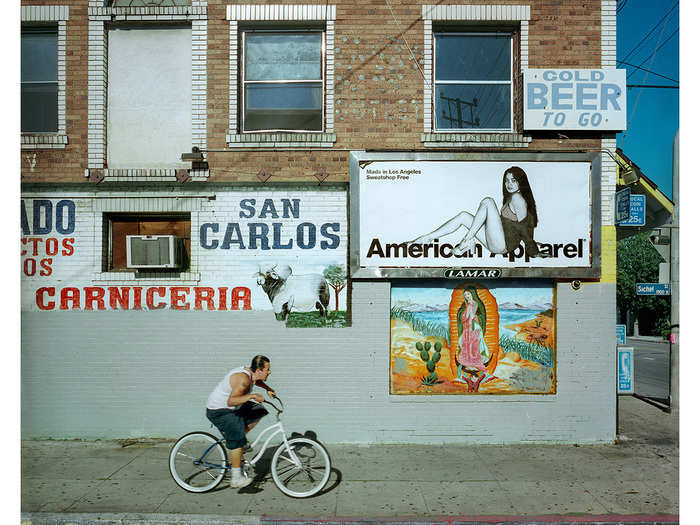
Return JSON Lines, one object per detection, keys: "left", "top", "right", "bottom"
{"left": 241, "top": 30, "right": 324, "bottom": 132}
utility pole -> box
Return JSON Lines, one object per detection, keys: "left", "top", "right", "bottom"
{"left": 670, "top": 130, "right": 679, "bottom": 414}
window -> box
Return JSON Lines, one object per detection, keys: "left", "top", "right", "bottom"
{"left": 434, "top": 32, "right": 513, "bottom": 131}
{"left": 87, "top": 4, "right": 207, "bottom": 177}
{"left": 106, "top": 26, "right": 192, "bottom": 169}
{"left": 106, "top": 214, "right": 191, "bottom": 271}
{"left": 241, "top": 30, "right": 324, "bottom": 132}
{"left": 226, "top": 5, "right": 336, "bottom": 147}
{"left": 21, "top": 27, "right": 58, "bottom": 133}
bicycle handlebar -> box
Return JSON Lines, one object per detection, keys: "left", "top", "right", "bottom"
{"left": 263, "top": 396, "right": 284, "bottom": 414}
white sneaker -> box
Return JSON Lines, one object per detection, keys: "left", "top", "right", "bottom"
{"left": 230, "top": 471, "right": 253, "bottom": 489}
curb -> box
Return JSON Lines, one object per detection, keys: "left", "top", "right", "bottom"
{"left": 20, "top": 513, "right": 262, "bottom": 525}
{"left": 260, "top": 517, "right": 680, "bottom": 524}
{"left": 20, "top": 514, "right": 680, "bottom": 525}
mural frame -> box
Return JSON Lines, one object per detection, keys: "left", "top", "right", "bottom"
{"left": 389, "top": 280, "right": 557, "bottom": 396}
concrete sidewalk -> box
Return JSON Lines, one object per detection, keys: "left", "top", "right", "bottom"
{"left": 20, "top": 396, "right": 679, "bottom": 524}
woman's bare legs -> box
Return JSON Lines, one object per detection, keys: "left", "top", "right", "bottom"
{"left": 454, "top": 197, "right": 506, "bottom": 255}
{"left": 410, "top": 211, "right": 477, "bottom": 244}
{"left": 411, "top": 197, "right": 506, "bottom": 255}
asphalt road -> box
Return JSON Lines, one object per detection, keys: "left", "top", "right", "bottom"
{"left": 626, "top": 337, "right": 671, "bottom": 400}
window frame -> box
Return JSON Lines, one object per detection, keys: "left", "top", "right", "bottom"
{"left": 433, "top": 30, "right": 514, "bottom": 133}
{"left": 87, "top": 2, "right": 208, "bottom": 180}
{"left": 240, "top": 28, "right": 326, "bottom": 134}
{"left": 105, "top": 213, "right": 191, "bottom": 272}
{"left": 21, "top": 26, "right": 59, "bottom": 134}
{"left": 20, "top": 5, "right": 69, "bottom": 150}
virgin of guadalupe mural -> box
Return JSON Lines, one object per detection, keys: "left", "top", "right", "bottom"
{"left": 390, "top": 281, "right": 555, "bottom": 395}
{"left": 453, "top": 288, "right": 498, "bottom": 391}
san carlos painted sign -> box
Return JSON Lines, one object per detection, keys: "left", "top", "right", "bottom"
{"left": 523, "top": 69, "right": 627, "bottom": 131}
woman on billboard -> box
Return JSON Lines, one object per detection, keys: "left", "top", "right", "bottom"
{"left": 410, "top": 166, "right": 546, "bottom": 257}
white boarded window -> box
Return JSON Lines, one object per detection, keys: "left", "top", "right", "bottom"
{"left": 107, "top": 26, "right": 192, "bottom": 169}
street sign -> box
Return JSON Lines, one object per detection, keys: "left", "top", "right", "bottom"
{"left": 636, "top": 283, "right": 671, "bottom": 296}
{"left": 615, "top": 187, "right": 631, "bottom": 224}
{"left": 617, "top": 347, "right": 634, "bottom": 394}
{"left": 618, "top": 195, "right": 645, "bottom": 226}
{"left": 615, "top": 324, "right": 626, "bottom": 345}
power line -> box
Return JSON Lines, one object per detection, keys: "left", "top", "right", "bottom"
{"left": 627, "top": 84, "right": 679, "bottom": 89}
{"left": 619, "top": 2, "right": 678, "bottom": 65}
{"left": 616, "top": 60, "right": 678, "bottom": 84}
{"left": 622, "top": 8, "right": 672, "bottom": 145}
{"left": 616, "top": 0, "right": 629, "bottom": 14}
{"left": 627, "top": 28, "right": 678, "bottom": 81}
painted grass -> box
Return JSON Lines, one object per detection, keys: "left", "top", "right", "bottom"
{"left": 499, "top": 335, "right": 554, "bottom": 367}
{"left": 390, "top": 306, "right": 450, "bottom": 343}
{"left": 286, "top": 310, "right": 347, "bottom": 328}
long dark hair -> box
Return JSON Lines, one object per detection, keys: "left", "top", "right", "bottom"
{"left": 502, "top": 166, "right": 538, "bottom": 228}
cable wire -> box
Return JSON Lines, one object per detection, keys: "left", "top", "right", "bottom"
{"left": 626, "top": 28, "right": 678, "bottom": 81}
{"left": 385, "top": 0, "right": 425, "bottom": 81}
{"left": 616, "top": 60, "right": 678, "bottom": 84}
{"left": 619, "top": 2, "right": 678, "bottom": 65}
{"left": 621, "top": 8, "right": 672, "bottom": 145}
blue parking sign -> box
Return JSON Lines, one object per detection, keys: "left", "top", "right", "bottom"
{"left": 615, "top": 324, "right": 626, "bottom": 345}
{"left": 617, "top": 347, "right": 634, "bottom": 394}
{"left": 618, "top": 195, "right": 645, "bottom": 226}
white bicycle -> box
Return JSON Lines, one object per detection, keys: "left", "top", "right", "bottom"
{"left": 168, "top": 397, "right": 331, "bottom": 498}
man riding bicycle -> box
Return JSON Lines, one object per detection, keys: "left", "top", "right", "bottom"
{"left": 206, "top": 355, "right": 276, "bottom": 488}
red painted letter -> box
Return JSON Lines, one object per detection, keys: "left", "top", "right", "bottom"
{"left": 171, "top": 287, "right": 190, "bottom": 310}
{"left": 60, "top": 287, "right": 81, "bottom": 310}
{"left": 194, "top": 287, "right": 215, "bottom": 310}
{"left": 231, "top": 287, "right": 252, "bottom": 310}
{"left": 84, "top": 287, "right": 106, "bottom": 310}
{"left": 146, "top": 287, "right": 167, "bottom": 309}
{"left": 36, "top": 287, "right": 56, "bottom": 310}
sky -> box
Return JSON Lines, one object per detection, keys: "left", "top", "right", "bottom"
{"left": 616, "top": 0, "right": 680, "bottom": 199}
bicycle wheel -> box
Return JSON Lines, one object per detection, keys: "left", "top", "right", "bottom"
{"left": 169, "top": 431, "right": 227, "bottom": 493}
{"left": 271, "top": 437, "right": 331, "bottom": 498}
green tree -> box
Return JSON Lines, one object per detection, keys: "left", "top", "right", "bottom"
{"left": 617, "top": 231, "right": 670, "bottom": 335}
{"left": 323, "top": 264, "right": 347, "bottom": 311}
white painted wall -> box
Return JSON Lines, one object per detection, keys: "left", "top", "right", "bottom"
{"left": 21, "top": 186, "right": 616, "bottom": 444}
{"left": 107, "top": 27, "right": 192, "bottom": 169}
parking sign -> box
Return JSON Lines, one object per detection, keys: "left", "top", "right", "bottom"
{"left": 617, "top": 347, "right": 634, "bottom": 394}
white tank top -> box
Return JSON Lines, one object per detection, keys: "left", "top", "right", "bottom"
{"left": 206, "top": 366, "right": 252, "bottom": 410}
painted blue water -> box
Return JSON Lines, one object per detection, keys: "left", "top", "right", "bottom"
{"left": 411, "top": 309, "right": 543, "bottom": 338}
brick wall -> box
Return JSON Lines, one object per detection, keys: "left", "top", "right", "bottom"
{"left": 20, "top": 1, "right": 619, "bottom": 444}
{"left": 20, "top": 0, "right": 608, "bottom": 184}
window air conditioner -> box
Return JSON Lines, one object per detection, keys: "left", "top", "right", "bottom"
{"left": 126, "top": 235, "right": 184, "bottom": 269}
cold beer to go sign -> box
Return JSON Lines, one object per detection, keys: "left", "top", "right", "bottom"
{"left": 523, "top": 69, "right": 627, "bottom": 131}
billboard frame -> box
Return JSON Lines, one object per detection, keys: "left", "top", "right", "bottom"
{"left": 349, "top": 151, "right": 602, "bottom": 279}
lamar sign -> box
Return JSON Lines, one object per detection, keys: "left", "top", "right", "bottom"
{"left": 523, "top": 69, "right": 627, "bottom": 131}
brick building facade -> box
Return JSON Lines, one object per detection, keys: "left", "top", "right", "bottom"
{"left": 21, "top": 1, "right": 623, "bottom": 443}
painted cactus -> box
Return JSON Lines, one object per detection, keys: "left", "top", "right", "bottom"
{"left": 417, "top": 341, "right": 443, "bottom": 386}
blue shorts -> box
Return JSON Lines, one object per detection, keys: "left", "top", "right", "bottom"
{"left": 206, "top": 402, "right": 268, "bottom": 449}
